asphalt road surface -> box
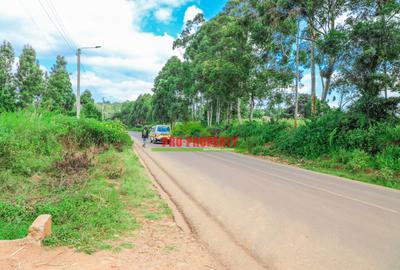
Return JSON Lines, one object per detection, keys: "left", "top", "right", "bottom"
{"left": 130, "top": 132, "right": 400, "bottom": 270}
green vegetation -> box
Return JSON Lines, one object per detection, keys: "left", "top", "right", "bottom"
{"left": 172, "top": 121, "right": 210, "bottom": 137}
{"left": 114, "top": 94, "right": 152, "bottom": 128}
{"left": 0, "top": 111, "right": 169, "bottom": 253}
{"left": 113, "top": 0, "right": 399, "bottom": 127}
{"left": 109, "top": 0, "right": 399, "bottom": 189}
{"left": 0, "top": 40, "right": 101, "bottom": 118}
{"left": 219, "top": 113, "right": 400, "bottom": 189}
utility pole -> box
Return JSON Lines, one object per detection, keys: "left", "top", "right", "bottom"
{"left": 76, "top": 46, "right": 101, "bottom": 119}
{"left": 76, "top": 49, "right": 81, "bottom": 118}
{"left": 102, "top": 97, "right": 105, "bottom": 121}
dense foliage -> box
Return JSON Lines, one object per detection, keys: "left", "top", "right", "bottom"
{"left": 113, "top": 0, "right": 399, "bottom": 128}
{"left": 114, "top": 93, "right": 153, "bottom": 127}
{"left": 0, "top": 110, "right": 131, "bottom": 177}
{"left": 0, "top": 40, "right": 100, "bottom": 119}
{"left": 0, "top": 111, "right": 165, "bottom": 252}
{"left": 110, "top": 0, "right": 399, "bottom": 187}
{"left": 220, "top": 113, "right": 400, "bottom": 187}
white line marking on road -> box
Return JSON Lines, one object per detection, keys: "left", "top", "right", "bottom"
{"left": 205, "top": 153, "right": 399, "bottom": 215}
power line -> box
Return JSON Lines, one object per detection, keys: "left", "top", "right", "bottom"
{"left": 43, "top": 0, "right": 78, "bottom": 48}
{"left": 37, "top": 0, "right": 75, "bottom": 52}
{"left": 17, "top": 0, "right": 52, "bottom": 45}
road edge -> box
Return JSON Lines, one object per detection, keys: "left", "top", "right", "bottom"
{"left": 132, "top": 138, "right": 268, "bottom": 270}
{"left": 133, "top": 143, "right": 192, "bottom": 234}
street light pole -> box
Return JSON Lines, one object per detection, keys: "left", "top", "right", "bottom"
{"left": 102, "top": 97, "right": 105, "bottom": 121}
{"left": 76, "top": 46, "right": 101, "bottom": 119}
{"left": 76, "top": 48, "right": 81, "bottom": 118}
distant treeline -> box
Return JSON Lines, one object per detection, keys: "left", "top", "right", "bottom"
{"left": 0, "top": 41, "right": 101, "bottom": 119}
{"left": 115, "top": 0, "right": 399, "bottom": 128}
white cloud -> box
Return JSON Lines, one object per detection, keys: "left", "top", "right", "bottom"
{"left": 299, "top": 73, "right": 312, "bottom": 94}
{"left": 155, "top": 8, "right": 173, "bottom": 22}
{"left": 183, "top": 5, "right": 203, "bottom": 24}
{"left": 0, "top": 0, "right": 191, "bottom": 101}
{"left": 72, "top": 72, "right": 153, "bottom": 102}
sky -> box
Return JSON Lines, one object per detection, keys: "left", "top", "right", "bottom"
{"left": 0, "top": 0, "right": 228, "bottom": 102}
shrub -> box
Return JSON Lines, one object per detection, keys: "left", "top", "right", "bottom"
{"left": 346, "top": 149, "right": 370, "bottom": 171}
{"left": 275, "top": 111, "right": 344, "bottom": 158}
{"left": 173, "top": 121, "right": 210, "bottom": 137}
{"left": 376, "top": 146, "right": 400, "bottom": 172}
{"left": 0, "top": 110, "right": 131, "bottom": 177}
{"left": 335, "top": 123, "right": 394, "bottom": 154}
{"left": 250, "top": 145, "right": 271, "bottom": 156}
{"left": 331, "top": 149, "right": 352, "bottom": 164}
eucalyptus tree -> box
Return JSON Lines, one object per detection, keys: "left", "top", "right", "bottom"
{"left": 130, "top": 94, "right": 153, "bottom": 126}
{"left": 16, "top": 45, "right": 44, "bottom": 108}
{"left": 312, "top": 0, "right": 349, "bottom": 102}
{"left": 81, "top": 90, "right": 101, "bottom": 120}
{"left": 226, "top": 0, "right": 296, "bottom": 120}
{"left": 176, "top": 11, "right": 252, "bottom": 125}
{"left": 0, "top": 41, "right": 16, "bottom": 112}
{"left": 43, "top": 56, "right": 75, "bottom": 113}
{"left": 152, "top": 56, "right": 189, "bottom": 126}
{"left": 338, "top": 0, "right": 400, "bottom": 120}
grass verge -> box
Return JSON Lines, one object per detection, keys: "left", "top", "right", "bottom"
{"left": 0, "top": 146, "right": 171, "bottom": 253}
{"left": 0, "top": 111, "right": 170, "bottom": 253}
{"left": 234, "top": 148, "right": 400, "bottom": 190}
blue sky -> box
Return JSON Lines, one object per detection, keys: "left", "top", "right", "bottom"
{"left": 0, "top": 0, "right": 333, "bottom": 104}
{"left": 142, "top": 0, "right": 227, "bottom": 36}
{"left": 0, "top": 0, "right": 228, "bottom": 102}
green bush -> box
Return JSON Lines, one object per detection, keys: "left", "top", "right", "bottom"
{"left": 0, "top": 110, "right": 177, "bottom": 253}
{"left": 376, "top": 146, "right": 400, "bottom": 172}
{"left": 346, "top": 149, "right": 370, "bottom": 171}
{"left": 0, "top": 110, "right": 131, "bottom": 176}
{"left": 217, "top": 113, "right": 399, "bottom": 187}
{"left": 275, "top": 111, "right": 343, "bottom": 158}
{"left": 173, "top": 121, "right": 210, "bottom": 137}
{"left": 331, "top": 149, "right": 352, "bottom": 164}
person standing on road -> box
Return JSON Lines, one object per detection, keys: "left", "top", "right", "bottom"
{"left": 142, "top": 126, "right": 149, "bottom": 147}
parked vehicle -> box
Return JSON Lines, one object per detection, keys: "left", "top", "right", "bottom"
{"left": 150, "top": 125, "right": 171, "bottom": 143}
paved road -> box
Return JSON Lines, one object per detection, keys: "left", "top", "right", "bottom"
{"left": 130, "top": 132, "right": 400, "bottom": 270}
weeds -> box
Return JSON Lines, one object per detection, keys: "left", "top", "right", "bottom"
{"left": 221, "top": 112, "right": 400, "bottom": 189}
{"left": 0, "top": 111, "right": 170, "bottom": 253}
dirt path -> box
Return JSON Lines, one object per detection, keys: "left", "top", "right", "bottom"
{"left": 0, "top": 210, "right": 222, "bottom": 270}
{"left": 0, "top": 145, "right": 223, "bottom": 270}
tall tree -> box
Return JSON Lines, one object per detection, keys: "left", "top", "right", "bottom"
{"left": 16, "top": 45, "right": 44, "bottom": 108}
{"left": 43, "top": 56, "right": 75, "bottom": 113}
{"left": 130, "top": 94, "right": 153, "bottom": 126}
{"left": 152, "top": 56, "right": 188, "bottom": 126}
{"left": 314, "top": 0, "right": 349, "bottom": 101}
{"left": 338, "top": 0, "right": 400, "bottom": 120}
{"left": 0, "top": 41, "right": 16, "bottom": 112}
{"left": 81, "top": 90, "right": 101, "bottom": 120}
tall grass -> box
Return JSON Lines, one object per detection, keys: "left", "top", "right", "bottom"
{"left": 0, "top": 111, "right": 169, "bottom": 253}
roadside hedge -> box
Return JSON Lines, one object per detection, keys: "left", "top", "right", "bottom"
{"left": 0, "top": 110, "right": 131, "bottom": 176}
{"left": 219, "top": 110, "right": 400, "bottom": 182}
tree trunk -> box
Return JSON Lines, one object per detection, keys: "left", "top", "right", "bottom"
{"left": 207, "top": 109, "right": 210, "bottom": 127}
{"left": 209, "top": 103, "right": 213, "bottom": 127}
{"left": 249, "top": 94, "right": 254, "bottom": 121}
{"left": 384, "top": 63, "right": 388, "bottom": 99}
{"left": 237, "top": 97, "right": 242, "bottom": 123}
{"left": 310, "top": 23, "right": 317, "bottom": 114}
{"left": 191, "top": 99, "right": 195, "bottom": 120}
{"left": 321, "top": 17, "right": 335, "bottom": 102}
{"left": 321, "top": 65, "right": 333, "bottom": 101}
{"left": 216, "top": 98, "right": 221, "bottom": 124}
{"left": 294, "top": 15, "right": 300, "bottom": 128}
{"left": 227, "top": 102, "right": 232, "bottom": 124}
